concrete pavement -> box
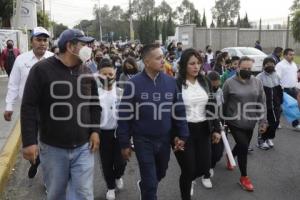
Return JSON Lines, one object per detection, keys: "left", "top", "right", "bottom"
{"left": 2, "top": 122, "right": 300, "bottom": 200}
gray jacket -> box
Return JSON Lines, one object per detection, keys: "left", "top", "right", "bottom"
{"left": 222, "top": 76, "right": 267, "bottom": 130}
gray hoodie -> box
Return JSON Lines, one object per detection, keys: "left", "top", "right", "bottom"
{"left": 222, "top": 76, "right": 267, "bottom": 130}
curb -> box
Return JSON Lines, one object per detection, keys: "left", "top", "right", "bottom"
{"left": 0, "top": 119, "right": 21, "bottom": 193}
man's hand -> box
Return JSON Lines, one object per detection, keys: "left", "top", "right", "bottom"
{"left": 121, "top": 148, "right": 132, "bottom": 161}
{"left": 3, "top": 111, "right": 13, "bottom": 121}
{"left": 212, "top": 132, "right": 221, "bottom": 144}
{"left": 259, "top": 123, "right": 268, "bottom": 134}
{"left": 174, "top": 137, "right": 185, "bottom": 152}
{"left": 23, "top": 144, "right": 39, "bottom": 164}
{"left": 89, "top": 132, "right": 100, "bottom": 153}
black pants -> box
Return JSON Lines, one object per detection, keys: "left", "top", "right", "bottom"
{"left": 261, "top": 110, "right": 279, "bottom": 141}
{"left": 211, "top": 139, "right": 224, "bottom": 168}
{"left": 284, "top": 88, "right": 299, "bottom": 127}
{"left": 174, "top": 121, "right": 211, "bottom": 200}
{"left": 228, "top": 125, "right": 253, "bottom": 177}
{"left": 99, "top": 130, "right": 127, "bottom": 190}
{"left": 5, "top": 67, "right": 12, "bottom": 77}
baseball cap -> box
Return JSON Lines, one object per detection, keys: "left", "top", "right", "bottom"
{"left": 31, "top": 27, "right": 50, "bottom": 37}
{"left": 58, "top": 29, "right": 95, "bottom": 50}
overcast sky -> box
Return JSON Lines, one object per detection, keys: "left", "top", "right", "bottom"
{"left": 46, "top": 0, "right": 294, "bottom": 27}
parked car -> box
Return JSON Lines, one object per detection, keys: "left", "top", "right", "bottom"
{"left": 221, "top": 47, "right": 267, "bottom": 73}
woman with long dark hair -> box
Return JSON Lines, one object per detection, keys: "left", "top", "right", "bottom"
{"left": 118, "top": 57, "right": 138, "bottom": 89}
{"left": 174, "top": 48, "right": 222, "bottom": 200}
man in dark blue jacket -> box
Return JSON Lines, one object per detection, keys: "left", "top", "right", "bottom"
{"left": 117, "top": 43, "right": 189, "bottom": 200}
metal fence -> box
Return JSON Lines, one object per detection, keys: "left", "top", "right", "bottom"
{"left": 177, "top": 24, "right": 300, "bottom": 54}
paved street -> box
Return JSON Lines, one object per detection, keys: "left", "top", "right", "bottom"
{"left": 1, "top": 77, "right": 300, "bottom": 200}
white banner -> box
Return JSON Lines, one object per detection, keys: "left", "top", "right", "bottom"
{"left": 15, "top": 0, "right": 37, "bottom": 30}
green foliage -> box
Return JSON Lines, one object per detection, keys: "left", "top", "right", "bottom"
{"left": 212, "top": 0, "right": 240, "bottom": 27}
{"left": 52, "top": 22, "right": 68, "bottom": 39}
{"left": 0, "top": 0, "right": 13, "bottom": 28}
{"left": 290, "top": 0, "right": 300, "bottom": 14}
{"left": 292, "top": 10, "right": 300, "bottom": 42}
{"left": 192, "top": 10, "right": 201, "bottom": 27}
{"left": 202, "top": 11, "right": 207, "bottom": 27}
{"left": 37, "top": 11, "right": 51, "bottom": 28}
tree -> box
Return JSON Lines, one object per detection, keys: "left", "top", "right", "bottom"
{"left": 202, "top": 10, "right": 207, "bottom": 27}
{"left": 292, "top": 10, "right": 300, "bottom": 42}
{"left": 110, "top": 6, "right": 124, "bottom": 21}
{"left": 236, "top": 14, "right": 241, "bottom": 27}
{"left": 0, "top": 0, "right": 13, "bottom": 28}
{"left": 37, "top": 11, "right": 51, "bottom": 28}
{"left": 154, "top": 15, "right": 159, "bottom": 40}
{"left": 210, "top": 20, "right": 215, "bottom": 28}
{"left": 52, "top": 22, "right": 68, "bottom": 39}
{"left": 192, "top": 10, "right": 201, "bottom": 27}
{"left": 157, "top": 0, "right": 173, "bottom": 21}
{"left": 229, "top": 20, "right": 235, "bottom": 27}
{"left": 290, "top": 0, "right": 300, "bottom": 14}
{"left": 132, "top": 0, "right": 155, "bottom": 17}
{"left": 176, "top": 0, "right": 196, "bottom": 24}
{"left": 212, "top": 0, "right": 240, "bottom": 27}
{"left": 242, "top": 13, "right": 251, "bottom": 28}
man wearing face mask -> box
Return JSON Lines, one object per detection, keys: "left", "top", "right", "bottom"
{"left": 0, "top": 40, "right": 20, "bottom": 76}
{"left": 256, "top": 57, "right": 283, "bottom": 150}
{"left": 222, "top": 56, "right": 268, "bottom": 192}
{"left": 21, "top": 29, "right": 101, "bottom": 200}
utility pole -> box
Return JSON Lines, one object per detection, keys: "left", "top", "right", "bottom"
{"left": 43, "top": 0, "right": 46, "bottom": 27}
{"left": 129, "top": 0, "right": 134, "bottom": 41}
{"left": 98, "top": 0, "right": 103, "bottom": 42}
{"left": 286, "top": 15, "right": 290, "bottom": 48}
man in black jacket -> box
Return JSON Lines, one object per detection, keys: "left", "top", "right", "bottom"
{"left": 21, "top": 29, "right": 101, "bottom": 200}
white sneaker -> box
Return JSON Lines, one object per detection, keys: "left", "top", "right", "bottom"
{"left": 267, "top": 139, "right": 274, "bottom": 148}
{"left": 190, "top": 181, "right": 196, "bottom": 196}
{"left": 116, "top": 178, "right": 124, "bottom": 190}
{"left": 201, "top": 177, "right": 212, "bottom": 189}
{"left": 294, "top": 125, "right": 300, "bottom": 131}
{"left": 209, "top": 168, "right": 214, "bottom": 178}
{"left": 106, "top": 189, "right": 116, "bottom": 200}
{"left": 277, "top": 124, "right": 282, "bottom": 129}
{"left": 257, "top": 141, "right": 270, "bottom": 150}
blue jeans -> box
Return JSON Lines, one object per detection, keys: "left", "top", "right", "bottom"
{"left": 134, "top": 136, "right": 171, "bottom": 200}
{"left": 39, "top": 142, "right": 94, "bottom": 200}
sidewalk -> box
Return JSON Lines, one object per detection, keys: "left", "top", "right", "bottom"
{"left": 0, "top": 77, "right": 21, "bottom": 192}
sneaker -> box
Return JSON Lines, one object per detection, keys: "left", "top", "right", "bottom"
{"left": 209, "top": 168, "right": 214, "bottom": 178}
{"left": 277, "top": 124, "right": 282, "bottom": 129}
{"left": 137, "top": 180, "right": 141, "bottom": 200}
{"left": 190, "top": 181, "right": 196, "bottom": 196}
{"left": 239, "top": 176, "right": 254, "bottom": 192}
{"left": 201, "top": 177, "right": 212, "bottom": 189}
{"left": 266, "top": 139, "right": 274, "bottom": 148}
{"left": 248, "top": 147, "right": 254, "bottom": 152}
{"left": 294, "top": 125, "right": 300, "bottom": 131}
{"left": 106, "top": 189, "right": 116, "bottom": 200}
{"left": 116, "top": 178, "right": 124, "bottom": 190}
{"left": 226, "top": 155, "right": 234, "bottom": 171}
{"left": 256, "top": 141, "right": 270, "bottom": 150}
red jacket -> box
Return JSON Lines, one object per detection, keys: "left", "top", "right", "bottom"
{"left": 0, "top": 48, "right": 21, "bottom": 69}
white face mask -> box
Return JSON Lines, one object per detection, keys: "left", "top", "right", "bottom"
{"left": 78, "top": 46, "right": 92, "bottom": 63}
